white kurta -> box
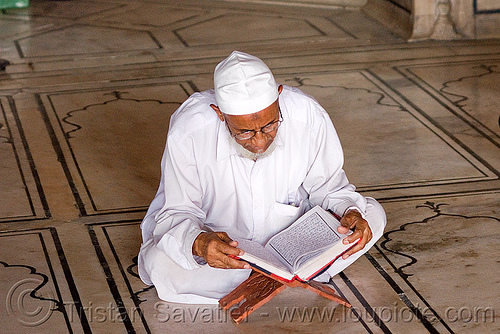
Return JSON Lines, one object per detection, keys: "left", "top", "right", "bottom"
{"left": 138, "top": 85, "right": 385, "bottom": 304}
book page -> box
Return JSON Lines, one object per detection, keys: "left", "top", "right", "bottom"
{"left": 236, "top": 239, "right": 292, "bottom": 273}
{"left": 267, "top": 210, "right": 341, "bottom": 270}
{"left": 295, "top": 238, "right": 359, "bottom": 281}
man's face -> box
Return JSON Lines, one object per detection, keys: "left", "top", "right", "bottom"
{"left": 223, "top": 101, "right": 280, "bottom": 154}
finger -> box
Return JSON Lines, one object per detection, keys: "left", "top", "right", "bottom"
{"left": 216, "top": 232, "right": 241, "bottom": 250}
{"left": 353, "top": 221, "right": 372, "bottom": 243}
{"left": 216, "top": 232, "right": 234, "bottom": 244}
{"left": 363, "top": 227, "right": 373, "bottom": 244}
{"left": 211, "top": 238, "right": 249, "bottom": 269}
{"left": 342, "top": 242, "right": 365, "bottom": 259}
{"left": 211, "top": 253, "right": 250, "bottom": 269}
{"left": 216, "top": 233, "right": 242, "bottom": 250}
{"left": 342, "top": 235, "right": 368, "bottom": 258}
{"left": 342, "top": 228, "right": 372, "bottom": 259}
{"left": 343, "top": 229, "right": 362, "bottom": 244}
{"left": 217, "top": 240, "right": 243, "bottom": 257}
{"left": 339, "top": 216, "right": 353, "bottom": 228}
{"left": 337, "top": 225, "right": 350, "bottom": 234}
{"left": 224, "top": 256, "right": 251, "bottom": 269}
{"left": 209, "top": 239, "right": 244, "bottom": 262}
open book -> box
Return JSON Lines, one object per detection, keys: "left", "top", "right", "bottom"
{"left": 235, "top": 205, "right": 359, "bottom": 282}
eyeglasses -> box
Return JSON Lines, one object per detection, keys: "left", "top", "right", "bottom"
{"left": 227, "top": 109, "right": 283, "bottom": 141}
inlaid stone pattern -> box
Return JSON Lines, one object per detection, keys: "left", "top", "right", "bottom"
{"left": 476, "top": 0, "right": 500, "bottom": 11}
{"left": 280, "top": 71, "right": 492, "bottom": 191}
{"left": 0, "top": 228, "right": 89, "bottom": 334}
{"left": 404, "top": 61, "right": 500, "bottom": 138}
{"left": 0, "top": 0, "right": 382, "bottom": 64}
{"left": 40, "top": 83, "right": 194, "bottom": 214}
{"left": 0, "top": 97, "right": 47, "bottom": 221}
{"left": 374, "top": 193, "right": 500, "bottom": 333}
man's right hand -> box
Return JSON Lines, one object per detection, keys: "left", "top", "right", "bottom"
{"left": 192, "top": 232, "right": 250, "bottom": 270}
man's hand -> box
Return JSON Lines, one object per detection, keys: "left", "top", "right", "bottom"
{"left": 192, "top": 232, "right": 250, "bottom": 269}
{"left": 337, "top": 210, "right": 372, "bottom": 259}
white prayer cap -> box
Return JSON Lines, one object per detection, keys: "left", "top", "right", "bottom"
{"left": 214, "top": 51, "right": 278, "bottom": 115}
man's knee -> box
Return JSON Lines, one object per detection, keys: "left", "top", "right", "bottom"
{"left": 139, "top": 240, "right": 251, "bottom": 301}
{"left": 365, "top": 197, "right": 386, "bottom": 241}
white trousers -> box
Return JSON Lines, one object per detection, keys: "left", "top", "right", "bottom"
{"left": 138, "top": 198, "right": 386, "bottom": 304}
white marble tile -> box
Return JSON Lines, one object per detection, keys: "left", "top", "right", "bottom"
{"left": 476, "top": 0, "right": 500, "bottom": 11}
{"left": 2, "top": 0, "right": 121, "bottom": 19}
{"left": 277, "top": 71, "right": 490, "bottom": 192}
{"left": 174, "top": 13, "right": 354, "bottom": 47}
{"left": 39, "top": 84, "right": 195, "bottom": 214}
{"left": 16, "top": 24, "right": 162, "bottom": 58}
{"left": 375, "top": 193, "right": 500, "bottom": 333}
{"left": 0, "top": 228, "right": 88, "bottom": 333}
{"left": 0, "top": 97, "right": 47, "bottom": 221}
{"left": 403, "top": 60, "right": 500, "bottom": 138}
{"left": 94, "top": 3, "right": 208, "bottom": 27}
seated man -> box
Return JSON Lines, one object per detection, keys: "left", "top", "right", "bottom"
{"left": 138, "top": 51, "right": 386, "bottom": 304}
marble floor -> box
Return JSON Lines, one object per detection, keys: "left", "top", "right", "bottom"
{"left": 0, "top": 0, "right": 499, "bottom": 333}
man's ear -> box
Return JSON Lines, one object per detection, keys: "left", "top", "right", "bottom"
{"left": 278, "top": 85, "right": 283, "bottom": 95}
{"left": 210, "top": 104, "right": 224, "bottom": 122}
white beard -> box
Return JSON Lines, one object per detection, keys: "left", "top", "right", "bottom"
{"left": 228, "top": 134, "right": 277, "bottom": 161}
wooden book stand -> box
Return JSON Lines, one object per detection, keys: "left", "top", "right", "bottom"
{"left": 219, "top": 268, "right": 351, "bottom": 324}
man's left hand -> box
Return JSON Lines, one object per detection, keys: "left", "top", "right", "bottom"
{"left": 337, "top": 210, "right": 372, "bottom": 259}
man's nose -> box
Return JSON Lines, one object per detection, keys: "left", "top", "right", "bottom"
{"left": 252, "top": 131, "right": 269, "bottom": 151}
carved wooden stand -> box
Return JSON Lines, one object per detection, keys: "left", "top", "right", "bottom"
{"left": 219, "top": 269, "right": 351, "bottom": 324}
